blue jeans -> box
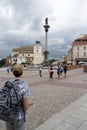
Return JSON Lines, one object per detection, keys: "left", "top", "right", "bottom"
{"left": 6, "top": 119, "right": 26, "bottom": 130}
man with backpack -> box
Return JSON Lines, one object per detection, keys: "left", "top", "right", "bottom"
{"left": 0, "top": 64, "right": 33, "bottom": 130}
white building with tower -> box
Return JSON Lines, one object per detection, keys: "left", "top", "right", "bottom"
{"left": 11, "top": 41, "right": 44, "bottom": 65}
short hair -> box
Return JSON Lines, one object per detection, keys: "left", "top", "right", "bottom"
{"left": 12, "top": 64, "right": 23, "bottom": 77}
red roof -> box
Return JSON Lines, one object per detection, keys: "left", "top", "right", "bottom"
{"left": 73, "top": 35, "right": 87, "bottom": 46}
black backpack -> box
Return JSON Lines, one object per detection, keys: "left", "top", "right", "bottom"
{"left": 0, "top": 79, "right": 24, "bottom": 121}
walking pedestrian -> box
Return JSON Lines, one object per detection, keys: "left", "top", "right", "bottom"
{"left": 7, "top": 67, "right": 10, "bottom": 74}
{"left": 63, "top": 64, "right": 67, "bottom": 78}
{"left": 57, "top": 65, "right": 61, "bottom": 78}
{"left": 49, "top": 65, "right": 54, "bottom": 78}
{"left": 60, "top": 65, "right": 63, "bottom": 77}
{"left": 39, "top": 67, "right": 42, "bottom": 77}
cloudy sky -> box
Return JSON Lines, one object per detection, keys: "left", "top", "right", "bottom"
{"left": 0, "top": 0, "right": 87, "bottom": 59}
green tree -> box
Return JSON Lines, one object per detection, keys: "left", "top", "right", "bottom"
{"left": 0, "top": 59, "right": 6, "bottom": 67}
{"left": 49, "top": 59, "right": 56, "bottom": 64}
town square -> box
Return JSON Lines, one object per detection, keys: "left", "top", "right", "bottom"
{"left": 0, "top": 67, "right": 87, "bottom": 130}
{"left": 0, "top": 0, "right": 87, "bottom": 130}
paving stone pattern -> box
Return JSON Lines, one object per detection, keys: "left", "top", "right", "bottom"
{"left": 0, "top": 68, "right": 87, "bottom": 130}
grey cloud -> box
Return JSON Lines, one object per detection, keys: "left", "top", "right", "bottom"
{"left": 0, "top": 0, "right": 87, "bottom": 59}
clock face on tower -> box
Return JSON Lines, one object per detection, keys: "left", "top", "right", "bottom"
{"left": 34, "top": 45, "right": 42, "bottom": 54}
{"left": 36, "top": 47, "right": 38, "bottom": 52}
{"left": 36, "top": 46, "right": 41, "bottom": 53}
{"left": 37, "top": 49, "right": 38, "bottom": 52}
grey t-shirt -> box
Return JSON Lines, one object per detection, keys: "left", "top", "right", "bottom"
{"left": 9, "top": 77, "right": 30, "bottom": 120}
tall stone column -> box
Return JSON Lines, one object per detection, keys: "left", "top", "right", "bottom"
{"left": 43, "top": 17, "right": 50, "bottom": 65}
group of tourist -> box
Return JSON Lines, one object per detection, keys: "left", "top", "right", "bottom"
{"left": 57, "top": 64, "right": 67, "bottom": 78}
{"left": 39, "top": 64, "right": 67, "bottom": 79}
{"left": 49, "top": 64, "right": 67, "bottom": 79}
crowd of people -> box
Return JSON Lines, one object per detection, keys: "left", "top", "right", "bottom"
{"left": 38, "top": 64, "right": 68, "bottom": 79}
{"left": 6, "top": 64, "right": 67, "bottom": 79}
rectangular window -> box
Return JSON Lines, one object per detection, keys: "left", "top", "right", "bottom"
{"left": 77, "top": 41, "right": 80, "bottom": 44}
{"left": 83, "top": 46, "right": 86, "bottom": 50}
{"left": 77, "top": 52, "right": 79, "bottom": 57}
{"left": 84, "top": 52, "right": 86, "bottom": 57}
{"left": 77, "top": 47, "right": 79, "bottom": 50}
{"left": 84, "top": 41, "right": 87, "bottom": 44}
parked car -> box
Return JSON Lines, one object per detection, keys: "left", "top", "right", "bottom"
{"left": 78, "top": 61, "right": 86, "bottom": 66}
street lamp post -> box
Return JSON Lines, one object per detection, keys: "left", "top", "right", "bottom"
{"left": 43, "top": 17, "right": 50, "bottom": 66}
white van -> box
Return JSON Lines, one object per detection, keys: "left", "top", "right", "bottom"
{"left": 78, "top": 61, "right": 85, "bottom": 66}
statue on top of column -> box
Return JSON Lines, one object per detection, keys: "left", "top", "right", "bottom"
{"left": 45, "top": 17, "right": 48, "bottom": 24}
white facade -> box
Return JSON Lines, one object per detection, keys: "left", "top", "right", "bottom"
{"left": 33, "top": 43, "right": 44, "bottom": 64}
{"left": 73, "top": 46, "right": 87, "bottom": 59}
{"left": 11, "top": 42, "right": 44, "bottom": 65}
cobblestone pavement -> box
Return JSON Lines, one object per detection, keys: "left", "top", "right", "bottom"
{"left": 0, "top": 68, "right": 87, "bottom": 130}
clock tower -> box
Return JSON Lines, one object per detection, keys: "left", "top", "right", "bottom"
{"left": 33, "top": 41, "right": 44, "bottom": 64}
